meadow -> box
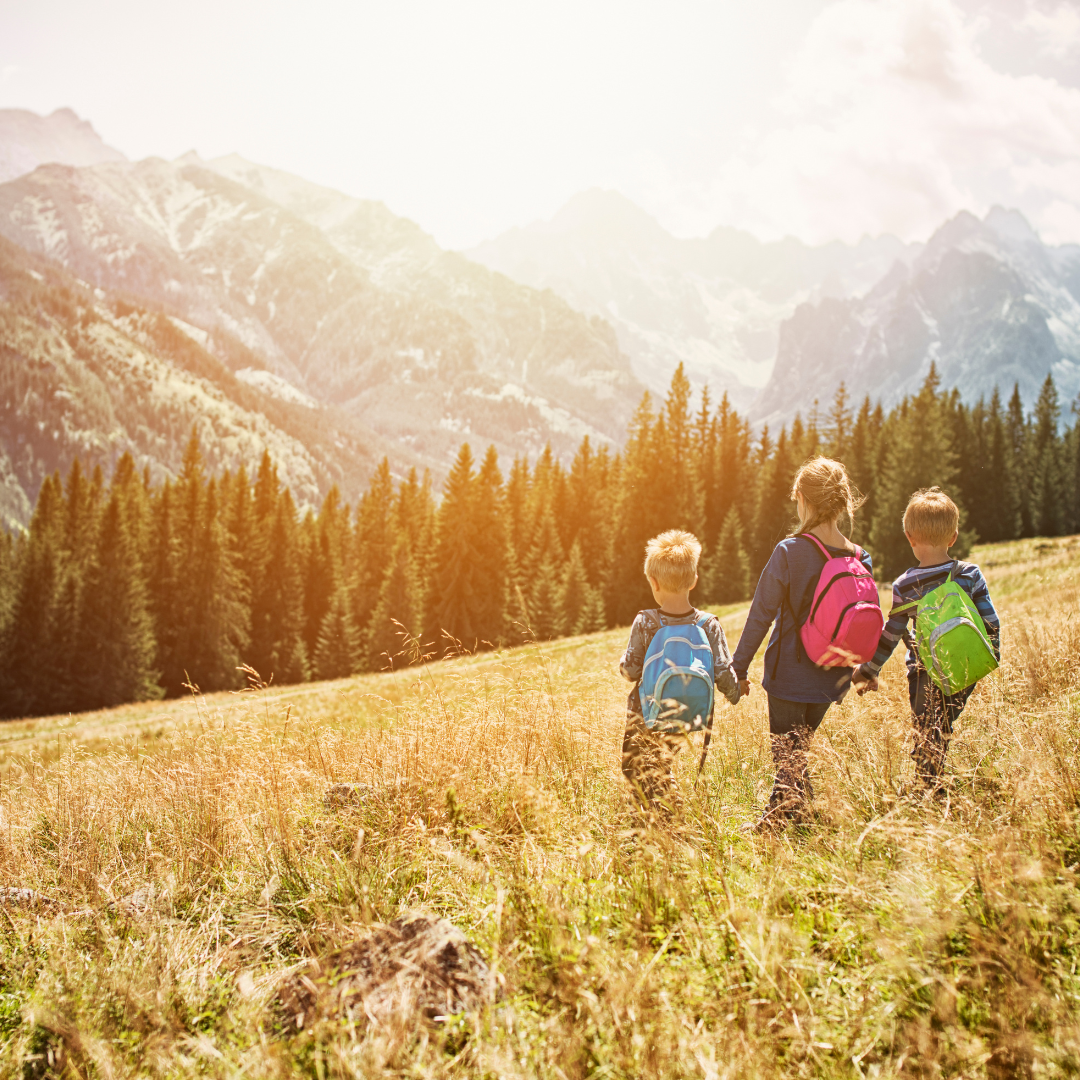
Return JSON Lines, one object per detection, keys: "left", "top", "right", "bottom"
{"left": 1, "top": 534, "right": 1079, "bottom": 1079}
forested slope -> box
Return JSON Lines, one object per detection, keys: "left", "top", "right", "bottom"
{"left": 2, "top": 361, "right": 1078, "bottom": 720}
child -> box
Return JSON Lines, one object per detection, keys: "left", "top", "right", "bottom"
{"left": 619, "top": 530, "right": 741, "bottom": 812}
{"left": 732, "top": 457, "right": 872, "bottom": 829}
{"left": 852, "top": 487, "right": 1000, "bottom": 793}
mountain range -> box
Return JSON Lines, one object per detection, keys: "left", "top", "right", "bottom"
{"left": 0, "top": 110, "right": 638, "bottom": 527}
{"left": 2, "top": 107, "right": 1078, "bottom": 531}
{"left": 752, "top": 208, "right": 1080, "bottom": 427}
{"left": 468, "top": 189, "right": 921, "bottom": 409}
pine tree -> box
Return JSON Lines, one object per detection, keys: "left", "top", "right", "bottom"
{"left": 148, "top": 481, "right": 182, "bottom": 695}
{"left": 574, "top": 585, "right": 607, "bottom": 635}
{"left": 870, "top": 366, "right": 967, "bottom": 578}
{"left": 965, "top": 388, "right": 1020, "bottom": 543}
{"left": 1067, "top": 397, "right": 1080, "bottom": 535}
{"left": 426, "top": 444, "right": 485, "bottom": 653}
{"left": 751, "top": 428, "right": 796, "bottom": 574}
{"left": 368, "top": 539, "right": 425, "bottom": 667}
{"left": 846, "top": 396, "right": 879, "bottom": 543}
{"left": 301, "top": 486, "right": 350, "bottom": 663}
{"left": 527, "top": 556, "right": 565, "bottom": 641}
{"left": 565, "top": 436, "right": 614, "bottom": 592}
{"left": 222, "top": 463, "right": 255, "bottom": 629}
{"left": 1029, "top": 374, "right": 1062, "bottom": 537}
{"left": 74, "top": 485, "right": 160, "bottom": 709}
{"left": 0, "top": 473, "right": 66, "bottom": 718}
{"left": 1006, "top": 384, "right": 1032, "bottom": 536}
{"left": 607, "top": 393, "right": 661, "bottom": 626}
{"left": 523, "top": 503, "right": 564, "bottom": 641}
{"left": 350, "top": 459, "right": 396, "bottom": 656}
{"left": 469, "top": 446, "right": 510, "bottom": 647}
{"left": 711, "top": 506, "right": 751, "bottom": 604}
{"left": 558, "top": 540, "right": 591, "bottom": 636}
{"left": 662, "top": 362, "right": 703, "bottom": 533}
{"left": 826, "top": 382, "right": 852, "bottom": 461}
{"left": 248, "top": 487, "right": 308, "bottom": 685}
{"left": 53, "top": 459, "right": 103, "bottom": 701}
{"left": 313, "top": 588, "right": 361, "bottom": 679}
{"left": 161, "top": 435, "right": 249, "bottom": 695}
{"left": 0, "top": 528, "right": 15, "bottom": 645}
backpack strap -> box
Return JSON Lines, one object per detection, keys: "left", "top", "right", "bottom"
{"left": 890, "top": 561, "right": 959, "bottom": 617}
{"left": 799, "top": 532, "right": 832, "bottom": 561}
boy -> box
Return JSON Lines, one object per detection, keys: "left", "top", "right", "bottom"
{"left": 619, "top": 530, "right": 741, "bottom": 811}
{"left": 852, "top": 488, "right": 1000, "bottom": 793}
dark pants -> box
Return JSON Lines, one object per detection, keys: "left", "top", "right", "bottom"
{"left": 621, "top": 715, "right": 686, "bottom": 814}
{"left": 908, "top": 666, "right": 974, "bottom": 787}
{"left": 764, "top": 697, "right": 832, "bottom": 821}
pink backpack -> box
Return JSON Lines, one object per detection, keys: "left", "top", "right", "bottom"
{"left": 798, "top": 534, "right": 884, "bottom": 669}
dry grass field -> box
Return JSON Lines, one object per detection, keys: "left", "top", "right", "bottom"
{"left": 1, "top": 534, "right": 1079, "bottom": 1079}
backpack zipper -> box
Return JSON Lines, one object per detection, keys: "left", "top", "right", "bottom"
{"left": 809, "top": 570, "right": 862, "bottom": 623}
{"left": 829, "top": 599, "right": 875, "bottom": 641}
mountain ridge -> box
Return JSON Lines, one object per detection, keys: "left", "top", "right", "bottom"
{"left": 750, "top": 206, "right": 1080, "bottom": 426}
{"left": 0, "top": 107, "right": 126, "bottom": 185}
{"left": 467, "top": 189, "right": 921, "bottom": 408}
{"left": 0, "top": 148, "right": 640, "bottom": 526}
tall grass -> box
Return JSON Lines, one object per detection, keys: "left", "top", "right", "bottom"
{"left": 2, "top": 542, "right": 1080, "bottom": 1078}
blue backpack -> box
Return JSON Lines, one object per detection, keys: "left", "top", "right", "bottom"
{"left": 638, "top": 611, "right": 716, "bottom": 732}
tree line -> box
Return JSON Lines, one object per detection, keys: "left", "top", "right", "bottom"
{"left": 1, "top": 363, "right": 1078, "bottom": 719}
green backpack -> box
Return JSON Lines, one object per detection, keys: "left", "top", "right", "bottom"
{"left": 892, "top": 562, "right": 998, "bottom": 695}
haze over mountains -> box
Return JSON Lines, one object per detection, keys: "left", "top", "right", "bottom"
{"left": 470, "top": 192, "right": 1080, "bottom": 424}
{"left": 0, "top": 109, "right": 637, "bottom": 527}
{"left": 2, "top": 106, "right": 1078, "bottom": 530}
{"left": 468, "top": 191, "right": 920, "bottom": 409}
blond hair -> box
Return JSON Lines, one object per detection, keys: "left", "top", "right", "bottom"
{"left": 790, "top": 457, "right": 864, "bottom": 534}
{"left": 903, "top": 487, "right": 959, "bottom": 547}
{"left": 644, "top": 530, "right": 701, "bottom": 592}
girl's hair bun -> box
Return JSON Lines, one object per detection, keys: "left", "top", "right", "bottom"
{"left": 790, "top": 457, "right": 864, "bottom": 534}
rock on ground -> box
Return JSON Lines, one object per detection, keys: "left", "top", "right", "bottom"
{"left": 277, "top": 912, "right": 494, "bottom": 1030}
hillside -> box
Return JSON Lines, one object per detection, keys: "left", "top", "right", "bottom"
{"left": 0, "top": 232, "right": 405, "bottom": 531}
{"left": 1, "top": 534, "right": 1079, "bottom": 1076}
{"left": 0, "top": 139, "right": 640, "bottom": 523}
{"left": 752, "top": 208, "right": 1080, "bottom": 427}
{"left": 468, "top": 188, "right": 919, "bottom": 408}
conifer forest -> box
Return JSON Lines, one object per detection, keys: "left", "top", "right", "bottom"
{"left": 1, "top": 363, "right": 1078, "bottom": 721}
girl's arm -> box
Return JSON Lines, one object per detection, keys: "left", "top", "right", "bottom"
{"left": 731, "top": 545, "right": 789, "bottom": 680}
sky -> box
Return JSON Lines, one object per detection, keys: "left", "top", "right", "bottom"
{"left": 2, "top": 0, "right": 1079, "bottom": 250}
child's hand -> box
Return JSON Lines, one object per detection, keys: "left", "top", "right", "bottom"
{"left": 738, "top": 679, "right": 751, "bottom": 699}
{"left": 852, "top": 671, "right": 879, "bottom": 696}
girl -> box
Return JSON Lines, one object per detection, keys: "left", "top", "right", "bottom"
{"left": 731, "top": 457, "right": 872, "bottom": 830}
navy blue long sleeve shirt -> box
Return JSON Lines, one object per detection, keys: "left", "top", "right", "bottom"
{"left": 731, "top": 536, "right": 874, "bottom": 704}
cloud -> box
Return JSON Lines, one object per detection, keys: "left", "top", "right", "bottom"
{"left": 1021, "top": 0, "right": 1080, "bottom": 58}
{"left": 704, "top": 0, "right": 1080, "bottom": 244}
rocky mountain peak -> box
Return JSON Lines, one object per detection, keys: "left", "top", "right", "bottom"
{"left": 0, "top": 107, "right": 126, "bottom": 184}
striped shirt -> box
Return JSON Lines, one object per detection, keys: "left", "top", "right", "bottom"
{"left": 858, "top": 560, "right": 1000, "bottom": 678}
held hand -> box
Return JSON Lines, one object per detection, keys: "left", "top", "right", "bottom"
{"left": 852, "top": 671, "right": 879, "bottom": 696}
{"left": 738, "top": 679, "right": 751, "bottom": 700}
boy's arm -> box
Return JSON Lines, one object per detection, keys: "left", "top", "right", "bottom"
{"left": 856, "top": 581, "right": 909, "bottom": 680}
{"left": 618, "top": 614, "right": 649, "bottom": 683}
{"left": 704, "top": 617, "right": 741, "bottom": 704}
{"left": 966, "top": 567, "right": 1001, "bottom": 660}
